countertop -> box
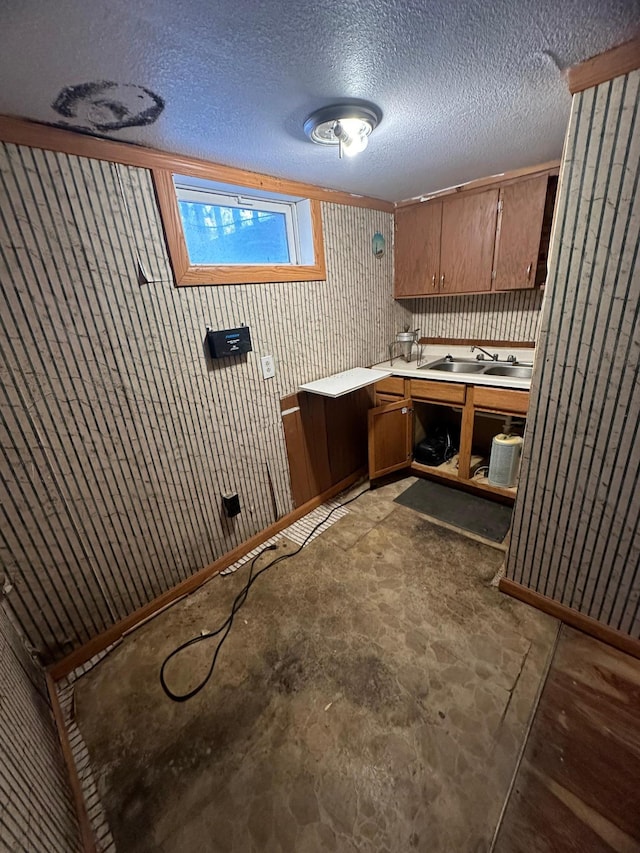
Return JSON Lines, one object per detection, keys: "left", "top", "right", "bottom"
{"left": 371, "top": 344, "right": 536, "bottom": 391}
{"left": 299, "top": 366, "right": 392, "bottom": 398}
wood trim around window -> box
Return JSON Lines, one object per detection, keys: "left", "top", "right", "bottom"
{"left": 568, "top": 37, "right": 640, "bottom": 94}
{"left": 153, "top": 168, "right": 327, "bottom": 286}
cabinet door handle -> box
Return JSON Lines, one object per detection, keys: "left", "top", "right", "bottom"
{"left": 432, "top": 274, "right": 436, "bottom": 288}
{"left": 440, "top": 274, "right": 445, "bottom": 289}
{"left": 526, "top": 262, "right": 532, "bottom": 279}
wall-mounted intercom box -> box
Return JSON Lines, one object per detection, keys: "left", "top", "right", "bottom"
{"left": 206, "top": 325, "right": 252, "bottom": 359}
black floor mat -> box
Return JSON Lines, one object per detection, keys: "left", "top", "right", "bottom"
{"left": 394, "top": 479, "right": 512, "bottom": 542}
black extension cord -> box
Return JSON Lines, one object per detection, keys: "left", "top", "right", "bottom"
{"left": 159, "top": 485, "right": 370, "bottom": 702}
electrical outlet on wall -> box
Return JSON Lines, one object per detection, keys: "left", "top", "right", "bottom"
{"left": 261, "top": 355, "right": 275, "bottom": 380}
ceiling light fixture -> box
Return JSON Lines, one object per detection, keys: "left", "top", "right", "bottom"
{"left": 304, "top": 103, "right": 380, "bottom": 159}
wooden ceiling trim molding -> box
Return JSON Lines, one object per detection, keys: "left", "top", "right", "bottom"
{"left": 395, "top": 160, "right": 561, "bottom": 208}
{"left": 0, "top": 114, "right": 394, "bottom": 213}
{"left": 568, "top": 37, "right": 640, "bottom": 94}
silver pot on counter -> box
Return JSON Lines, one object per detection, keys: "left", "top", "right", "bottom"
{"left": 394, "top": 326, "right": 420, "bottom": 361}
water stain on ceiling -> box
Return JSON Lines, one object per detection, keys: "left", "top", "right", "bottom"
{"left": 51, "top": 81, "right": 164, "bottom": 132}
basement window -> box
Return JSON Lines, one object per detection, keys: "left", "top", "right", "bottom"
{"left": 154, "top": 170, "right": 326, "bottom": 286}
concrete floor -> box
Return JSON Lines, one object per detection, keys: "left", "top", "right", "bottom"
{"left": 75, "top": 479, "right": 558, "bottom": 853}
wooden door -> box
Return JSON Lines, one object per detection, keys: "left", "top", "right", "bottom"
{"left": 493, "top": 176, "right": 549, "bottom": 291}
{"left": 394, "top": 201, "right": 442, "bottom": 297}
{"left": 439, "top": 189, "right": 499, "bottom": 293}
{"left": 368, "top": 398, "right": 413, "bottom": 479}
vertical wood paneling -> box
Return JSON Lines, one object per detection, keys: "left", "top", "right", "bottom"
{"left": 507, "top": 70, "right": 640, "bottom": 638}
{"left": 408, "top": 289, "right": 543, "bottom": 342}
{"left": 0, "top": 143, "right": 402, "bottom": 661}
{"left": 0, "top": 605, "right": 80, "bottom": 852}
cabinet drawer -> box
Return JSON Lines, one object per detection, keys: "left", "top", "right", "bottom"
{"left": 375, "top": 376, "right": 406, "bottom": 396}
{"left": 473, "top": 387, "right": 529, "bottom": 415}
{"left": 410, "top": 379, "right": 466, "bottom": 405}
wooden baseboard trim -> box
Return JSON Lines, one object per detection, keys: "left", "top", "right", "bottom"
{"left": 49, "top": 468, "right": 366, "bottom": 681}
{"left": 499, "top": 578, "right": 640, "bottom": 660}
{"left": 46, "top": 673, "right": 97, "bottom": 852}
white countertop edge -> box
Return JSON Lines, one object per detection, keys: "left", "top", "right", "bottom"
{"left": 300, "top": 367, "right": 392, "bottom": 398}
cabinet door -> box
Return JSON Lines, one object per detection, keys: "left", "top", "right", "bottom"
{"left": 493, "top": 176, "right": 548, "bottom": 291}
{"left": 439, "top": 189, "right": 498, "bottom": 293}
{"left": 368, "top": 398, "right": 413, "bottom": 479}
{"left": 394, "top": 201, "right": 442, "bottom": 297}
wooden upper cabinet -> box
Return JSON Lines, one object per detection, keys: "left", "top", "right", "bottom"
{"left": 393, "top": 168, "right": 558, "bottom": 299}
{"left": 493, "top": 175, "right": 549, "bottom": 291}
{"left": 394, "top": 201, "right": 442, "bottom": 297}
{"left": 439, "top": 189, "right": 499, "bottom": 294}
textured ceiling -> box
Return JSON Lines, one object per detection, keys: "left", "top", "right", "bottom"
{"left": 0, "top": 0, "right": 637, "bottom": 201}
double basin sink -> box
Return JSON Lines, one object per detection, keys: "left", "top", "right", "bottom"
{"left": 419, "top": 357, "right": 533, "bottom": 380}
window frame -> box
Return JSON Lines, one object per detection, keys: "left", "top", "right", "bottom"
{"left": 154, "top": 168, "right": 326, "bottom": 286}
{"left": 175, "top": 183, "right": 299, "bottom": 265}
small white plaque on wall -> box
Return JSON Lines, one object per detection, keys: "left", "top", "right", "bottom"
{"left": 299, "top": 367, "right": 391, "bottom": 398}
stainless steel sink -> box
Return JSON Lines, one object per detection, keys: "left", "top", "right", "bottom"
{"left": 483, "top": 365, "right": 533, "bottom": 379}
{"left": 419, "top": 357, "right": 533, "bottom": 380}
{"left": 425, "top": 360, "right": 487, "bottom": 373}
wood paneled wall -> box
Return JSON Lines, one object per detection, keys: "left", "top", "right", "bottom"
{"left": 0, "top": 142, "right": 404, "bottom": 661}
{"left": 507, "top": 70, "right": 640, "bottom": 637}
{"left": 407, "top": 289, "right": 543, "bottom": 343}
{"left": 0, "top": 605, "right": 80, "bottom": 851}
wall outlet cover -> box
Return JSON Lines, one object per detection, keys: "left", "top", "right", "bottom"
{"left": 261, "top": 355, "right": 275, "bottom": 379}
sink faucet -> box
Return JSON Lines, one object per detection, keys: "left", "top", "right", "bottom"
{"left": 471, "top": 345, "right": 499, "bottom": 361}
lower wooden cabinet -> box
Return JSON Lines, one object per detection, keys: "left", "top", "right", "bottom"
{"left": 281, "top": 388, "right": 372, "bottom": 507}
{"left": 367, "top": 398, "right": 413, "bottom": 478}
{"left": 281, "top": 378, "right": 530, "bottom": 508}
{"left": 369, "top": 379, "right": 530, "bottom": 499}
